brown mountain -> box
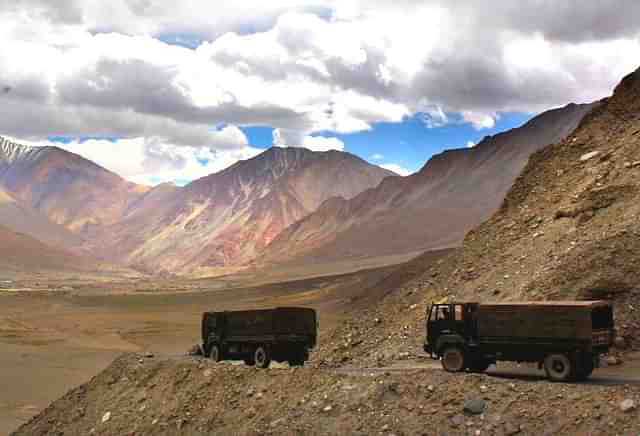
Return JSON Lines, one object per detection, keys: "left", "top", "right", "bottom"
{"left": 0, "top": 137, "right": 149, "bottom": 234}
{"left": 92, "top": 147, "right": 395, "bottom": 274}
{"left": 261, "top": 102, "right": 597, "bottom": 266}
{"left": 0, "top": 185, "right": 84, "bottom": 250}
{"left": 0, "top": 223, "right": 92, "bottom": 275}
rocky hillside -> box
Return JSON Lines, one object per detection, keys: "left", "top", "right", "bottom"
{"left": 92, "top": 147, "right": 394, "bottom": 274}
{"left": 261, "top": 103, "right": 596, "bottom": 265}
{"left": 318, "top": 66, "right": 640, "bottom": 368}
{"left": 14, "top": 353, "right": 640, "bottom": 436}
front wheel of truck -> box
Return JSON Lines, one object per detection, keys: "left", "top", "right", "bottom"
{"left": 254, "top": 346, "right": 271, "bottom": 369}
{"left": 441, "top": 346, "right": 466, "bottom": 372}
{"left": 209, "top": 344, "right": 223, "bottom": 362}
{"left": 544, "top": 353, "right": 573, "bottom": 382}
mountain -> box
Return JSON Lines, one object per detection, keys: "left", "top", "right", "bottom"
{"left": 260, "top": 102, "right": 597, "bottom": 266}
{"left": 0, "top": 223, "right": 92, "bottom": 275}
{"left": 0, "top": 137, "right": 149, "bottom": 233}
{"left": 0, "top": 185, "right": 84, "bottom": 250}
{"left": 91, "top": 147, "right": 395, "bottom": 274}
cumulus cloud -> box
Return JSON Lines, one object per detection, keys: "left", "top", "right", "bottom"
{"left": 14, "top": 133, "right": 263, "bottom": 186}
{"left": 466, "top": 141, "right": 476, "bottom": 148}
{"left": 371, "top": 153, "right": 384, "bottom": 160}
{"left": 379, "top": 163, "right": 413, "bottom": 176}
{"left": 0, "top": 0, "right": 639, "bottom": 183}
{"left": 272, "top": 128, "right": 344, "bottom": 151}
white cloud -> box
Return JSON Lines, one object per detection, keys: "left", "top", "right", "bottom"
{"left": 272, "top": 128, "right": 344, "bottom": 151}
{"left": 0, "top": 0, "right": 639, "bottom": 175}
{"left": 371, "top": 153, "right": 384, "bottom": 160}
{"left": 380, "top": 163, "right": 413, "bottom": 176}
{"left": 462, "top": 111, "right": 498, "bottom": 130}
{"left": 466, "top": 141, "right": 476, "bottom": 148}
{"left": 13, "top": 130, "right": 262, "bottom": 186}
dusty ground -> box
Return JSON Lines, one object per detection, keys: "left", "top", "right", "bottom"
{"left": 13, "top": 353, "right": 640, "bottom": 436}
{"left": 0, "top": 262, "right": 406, "bottom": 435}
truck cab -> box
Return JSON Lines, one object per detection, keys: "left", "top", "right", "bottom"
{"left": 424, "top": 303, "right": 478, "bottom": 356}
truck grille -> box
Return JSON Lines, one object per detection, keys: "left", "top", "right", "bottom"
{"left": 592, "top": 329, "right": 612, "bottom": 346}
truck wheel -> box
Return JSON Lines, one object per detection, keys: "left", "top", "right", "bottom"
{"left": 544, "top": 353, "right": 573, "bottom": 382}
{"left": 243, "top": 357, "right": 255, "bottom": 366}
{"left": 575, "top": 356, "right": 594, "bottom": 381}
{"left": 441, "top": 347, "right": 466, "bottom": 372}
{"left": 209, "top": 344, "right": 223, "bottom": 362}
{"left": 254, "top": 346, "right": 271, "bottom": 369}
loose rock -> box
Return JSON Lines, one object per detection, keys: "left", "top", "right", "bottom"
{"left": 464, "top": 399, "right": 486, "bottom": 415}
{"left": 620, "top": 399, "right": 636, "bottom": 413}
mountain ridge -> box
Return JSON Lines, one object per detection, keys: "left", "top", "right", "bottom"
{"left": 260, "top": 102, "right": 598, "bottom": 266}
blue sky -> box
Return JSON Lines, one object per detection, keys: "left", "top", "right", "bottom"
{"left": 244, "top": 112, "right": 534, "bottom": 174}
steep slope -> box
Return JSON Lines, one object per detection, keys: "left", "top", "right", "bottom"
{"left": 0, "top": 185, "right": 84, "bottom": 250}
{"left": 95, "top": 147, "right": 395, "bottom": 274}
{"left": 322, "top": 66, "right": 640, "bottom": 366}
{"left": 0, "top": 137, "right": 149, "bottom": 233}
{"left": 262, "top": 103, "right": 596, "bottom": 265}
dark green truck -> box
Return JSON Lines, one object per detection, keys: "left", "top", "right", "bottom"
{"left": 202, "top": 307, "right": 317, "bottom": 368}
{"left": 424, "top": 301, "right": 615, "bottom": 381}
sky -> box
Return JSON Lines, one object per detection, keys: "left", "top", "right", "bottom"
{"left": 0, "top": 1, "right": 639, "bottom": 185}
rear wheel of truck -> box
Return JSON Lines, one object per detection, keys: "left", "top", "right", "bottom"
{"left": 544, "top": 353, "right": 573, "bottom": 382}
{"left": 574, "top": 356, "right": 594, "bottom": 381}
{"left": 288, "top": 349, "right": 308, "bottom": 367}
{"left": 254, "top": 346, "right": 271, "bottom": 369}
{"left": 209, "top": 344, "right": 223, "bottom": 362}
{"left": 441, "top": 347, "right": 466, "bottom": 372}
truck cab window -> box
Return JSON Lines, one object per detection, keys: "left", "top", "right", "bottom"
{"left": 436, "top": 305, "right": 450, "bottom": 321}
{"left": 454, "top": 305, "right": 463, "bottom": 321}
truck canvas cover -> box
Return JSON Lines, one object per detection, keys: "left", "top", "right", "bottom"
{"left": 202, "top": 307, "right": 316, "bottom": 342}
{"left": 476, "top": 301, "right": 610, "bottom": 340}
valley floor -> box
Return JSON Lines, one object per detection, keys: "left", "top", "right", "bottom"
{"left": 0, "top": 265, "right": 395, "bottom": 435}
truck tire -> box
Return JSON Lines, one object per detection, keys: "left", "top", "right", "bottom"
{"left": 209, "top": 344, "right": 223, "bottom": 362}
{"left": 243, "top": 357, "right": 256, "bottom": 366}
{"left": 544, "top": 353, "right": 573, "bottom": 382}
{"left": 441, "top": 347, "right": 466, "bottom": 372}
{"left": 574, "top": 356, "right": 594, "bottom": 381}
{"left": 288, "top": 349, "right": 308, "bottom": 367}
{"left": 254, "top": 346, "right": 271, "bottom": 369}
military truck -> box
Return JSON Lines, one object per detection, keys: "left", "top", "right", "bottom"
{"left": 201, "top": 307, "right": 317, "bottom": 368}
{"left": 424, "top": 301, "right": 614, "bottom": 381}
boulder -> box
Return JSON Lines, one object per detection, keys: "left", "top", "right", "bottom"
{"left": 464, "top": 398, "right": 486, "bottom": 415}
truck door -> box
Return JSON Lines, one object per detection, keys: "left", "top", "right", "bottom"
{"left": 428, "top": 304, "right": 453, "bottom": 345}
{"left": 452, "top": 304, "right": 466, "bottom": 337}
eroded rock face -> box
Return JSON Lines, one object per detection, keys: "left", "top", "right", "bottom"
{"left": 93, "top": 147, "right": 394, "bottom": 274}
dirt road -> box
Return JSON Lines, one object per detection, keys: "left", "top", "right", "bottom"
{"left": 336, "top": 353, "right": 640, "bottom": 386}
